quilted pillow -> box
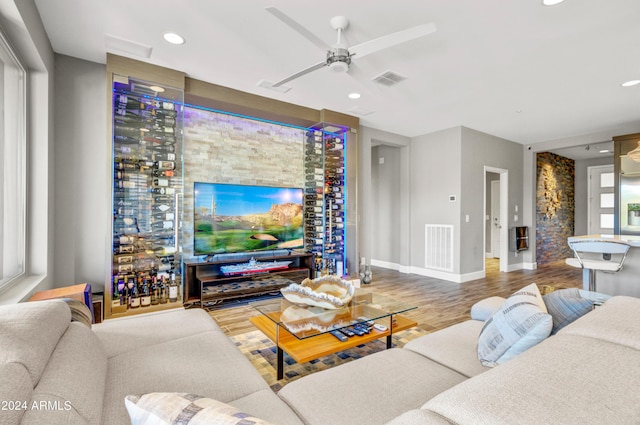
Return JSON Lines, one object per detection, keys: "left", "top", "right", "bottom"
{"left": 477, "top": 283, "right": 553, "bottom": 367}
{"left": 543, "top": 288, "right": 593, "bottom": 334}
{"left": 125, "top": 393, "right": 276, "bottom": 425}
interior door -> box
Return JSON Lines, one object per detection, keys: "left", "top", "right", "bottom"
{"left": 491, "top": 179, "right": 501, "bottom": 258}
{"left": 588, "top": 165, "right": 614, "bottom": 235}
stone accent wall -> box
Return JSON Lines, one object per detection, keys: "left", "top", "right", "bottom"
{"left": 536, "top": 152, "right": 575, "bottom": 265}
{"left": 182, "top": 107, "right": 305, "bottom": 257}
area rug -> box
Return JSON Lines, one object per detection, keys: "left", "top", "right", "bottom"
{"left": 230, "top": 328, "right": 428, "bottom": 392}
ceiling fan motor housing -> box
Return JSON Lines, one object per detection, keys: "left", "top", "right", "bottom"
{"left": 327, "top": 48, "right": 351, "bottom": 72}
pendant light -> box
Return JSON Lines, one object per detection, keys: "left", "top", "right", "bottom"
{"left": 628, "top": 141, "right": 640, "bottom": 162}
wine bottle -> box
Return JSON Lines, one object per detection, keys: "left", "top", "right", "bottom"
{"left": 153, "top": 169, "right": 174, "bottom": 177}
{"left": 112, "top": 277, "right": 121, "bottom": 308}
{"left": 150, "top": 276, "right": 159, "bottom": 305}
{"left": 151, "top": 187, "right": 176, "bottom": 195}
{"left": 154, "top": 161, "right": 176, "bottom": 171}
{"left": 158, "top": 276, "right": 168, "bottom": 304}
{"left": 140, "top": 277, "right": 151, "bottom": 307}
{"left": 169, "top": 272, "right": 178, "bottom": 302}
{"left": 114, "top": 94, "right": 146, "bottom": 110}
{"left": 122, "top": 276, "right": 130, "bottom": 309}
{"left": 153, "top": 152, "right": 176, "bottom": 162}
{"left": 129, "top": 279, "right": 140, "bottom": 308}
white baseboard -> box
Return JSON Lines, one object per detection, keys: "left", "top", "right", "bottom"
{"left": 370, "top": 259, "right": 400, "bottom": 271}
{"left": 371, "top": 258, "right": 538, "bottom": 283}
{"left": 371, "top": 259, "right": 484, "bottom": 283}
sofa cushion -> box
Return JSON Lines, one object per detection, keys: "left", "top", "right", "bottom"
{"left": 92, "top": 307, "right": 223, "bottom": 358}
{"left": 278, "top": 348, "right": 466, "bottom": 425}
{"left": 543, "top": 288, "right": 593, "bottom": 334}
{"left": 125, "top": 393, "right": 276, "bottom": 425}
{"left": 0, "top": 300, "right": 71, "bottom": 386}
{"left": 422, "top": 333, "right": 640, "bottom": 424}
{"left": 21, "top": 322, "right": 107, "bottom": 425}
{"left": 0, "top": 362, "right": 32, "bottom": 425}
{"left": 385, "top": 409, "right": 453, "bottom": 424}
{"left": 230, "top": 389, "right": 305, "bottom": 425}
{"left": 101, "top": 330, "right": 271, "bottom": 425}
{"left": 559, "top": 295, "right": 640, "bottom": 351}
{"left": 477, "top": 283, "right": 552, "bottom": 366}
{"left": 404, "top": 320, "right": 489, "bottom": 378}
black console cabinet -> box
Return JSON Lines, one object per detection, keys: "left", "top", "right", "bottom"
{"left": 184, "top": 252, "right": 313, "bottom": 307}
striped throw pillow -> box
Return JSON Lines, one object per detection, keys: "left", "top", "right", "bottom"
{"left": 125, "top": 393, "right": 276, "bottom": 425}
{"left": 477, "top": 283, "right": 553, "bottom": 367}
{"left": 543, "top": 288, "right": 593, "bottom": 334}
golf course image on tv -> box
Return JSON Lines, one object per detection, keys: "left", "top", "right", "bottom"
{"left": 194, "top": 182, "right": 304, "bottom": 255}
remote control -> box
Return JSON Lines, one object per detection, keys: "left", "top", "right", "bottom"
{"left": 330, "top": 330, "right": 347, "bottom": 342}
{"left": 358, "top": 316, "right": 375, "bottom": 326}
{"left": 349, "top": 326, "right": 365, "bottom": 336}
{"left": 340, "top": 327, "right": 355, "bottom": 337}
{"left": 373, "top": 323, "right": 387, "bottom": 331}
{"left": 354, "top": 323, "right": 371, "bottom": 334}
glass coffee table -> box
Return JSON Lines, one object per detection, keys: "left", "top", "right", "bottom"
{"left": 249, "top": 290, "right": 417, "bottom": 379}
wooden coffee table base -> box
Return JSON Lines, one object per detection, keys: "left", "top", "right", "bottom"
{"left": 249, "top": 314, "right": 417, "bottom": 380}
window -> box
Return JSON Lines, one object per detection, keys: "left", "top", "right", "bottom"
{"left": 0, "top": 27, "right": 26, "bottom": 291}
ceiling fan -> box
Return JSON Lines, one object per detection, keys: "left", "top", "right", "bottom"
{"left": 261, "top": 6, "right": 436, "bottom": 89}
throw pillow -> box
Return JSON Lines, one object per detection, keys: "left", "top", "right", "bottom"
{"left": 124, "top": 392, "right": 276, "bottom": 425}
{"left": 477, "top": 283, "right": 553, "bottom": 367}
{"left": 543, "top": 288, "right": 593, "bottom": 335}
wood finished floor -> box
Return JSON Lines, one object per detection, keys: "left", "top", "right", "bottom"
{"left": 207, "top": 259, "right": 583, "bottom": 337}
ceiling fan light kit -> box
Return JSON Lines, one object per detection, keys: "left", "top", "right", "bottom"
{"left": 263, "top": 7, "right": 436, "bottom": 89}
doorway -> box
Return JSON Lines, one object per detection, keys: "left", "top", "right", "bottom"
{"left": 587, "top": 165, "right": 614, "bottom": 235}
{"left": 484, "top": 167, "right": 509, "bottom": 273}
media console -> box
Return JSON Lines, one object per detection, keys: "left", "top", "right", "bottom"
{"left": 183, "top": 252, "right": 313, "bottom": 307}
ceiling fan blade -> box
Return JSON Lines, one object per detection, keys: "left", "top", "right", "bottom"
{"left": 266, "top": 6, "right": 331, "bottom": 51}
{"left": 349, "top": 22, "right": 436, "bottom": 59}
{"left": 273, "top": 61, "right": 327, "bottom": 87}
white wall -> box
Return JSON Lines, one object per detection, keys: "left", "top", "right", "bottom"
{"left": 54, "top": 54, "right": 108, "bottom": 291}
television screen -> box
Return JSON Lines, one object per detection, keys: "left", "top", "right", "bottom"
{"left": 194, "top": 182, "right": 304, "bottom": 255}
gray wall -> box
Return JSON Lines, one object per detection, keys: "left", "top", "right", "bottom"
{"left": 371, "top": 145, "right": 402, "bottom": 264}
{"left": 359, "top": 126, "right": 410, "bottom": 268}
{"left": 410, "top": 127, "right": 462, "bottom": 273}
{"left": 460, "top": 127, "right": 524, "bottom": 274}
{"left": 54, "top": 54, "right": 108, "bottom": 291}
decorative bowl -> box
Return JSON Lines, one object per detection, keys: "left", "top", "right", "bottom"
{"left": 280, "top": 275, "right": 355, "bottom": 309}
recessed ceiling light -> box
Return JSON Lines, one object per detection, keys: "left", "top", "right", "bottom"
{"left": 542, "top": 0, "right": 565, "bottom": 5}
{"left": 600, "top": 150, "right": 610, "bottom": 154}
{"left": 163, "top": 32, "right": 185, "bottom": 45}
{"left": 621, "top": 80, "right": 640, "bottom": 87}
{"left": 348, "top": 92, "right": 361, "bottom": 99}
{"left": 149, "top": 85, "right": 165, "bottom": 93}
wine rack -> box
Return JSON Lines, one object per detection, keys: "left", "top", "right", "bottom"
{"left": 303, "top": 125, "right": 347, "bottom": 277}
{"left": 107, "top": 76, "right": 184, "bottom": 318}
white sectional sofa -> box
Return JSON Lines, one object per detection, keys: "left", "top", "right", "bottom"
{"left": 2, "top": 292, "right": 640, "bottom": 424}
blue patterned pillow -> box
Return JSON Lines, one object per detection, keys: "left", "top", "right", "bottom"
{"left": 543, "top": 288, "right": 593, "bottom": 334}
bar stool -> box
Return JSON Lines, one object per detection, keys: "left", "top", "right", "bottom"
{"left": 566, "top": 239, "right": 631, "bottom": 292}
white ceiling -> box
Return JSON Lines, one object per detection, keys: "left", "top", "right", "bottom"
{"left": 33, "top": 0, "right": 640, "bottom": 146}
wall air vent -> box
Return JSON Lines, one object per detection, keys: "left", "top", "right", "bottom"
{"left": 371, "top": 70, "right": 408, "bottom": 87}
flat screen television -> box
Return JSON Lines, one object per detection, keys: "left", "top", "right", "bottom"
{"left": 194, "top": 182, "right": 304, "bottom": 255}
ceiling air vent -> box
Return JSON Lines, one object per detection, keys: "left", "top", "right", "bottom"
{"left": 371, "top": 70, "right": 407, "bottom": 87}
